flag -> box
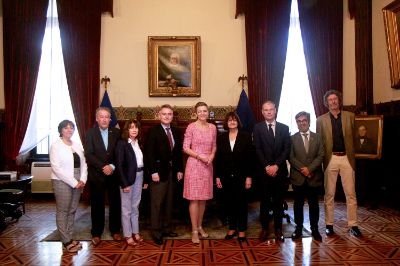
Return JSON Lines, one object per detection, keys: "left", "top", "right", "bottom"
{"left": 236, "top": 89, "right": 256, "bottom": 133}
{"left": 100, "top": 90, "right": 118, "bottom": 128}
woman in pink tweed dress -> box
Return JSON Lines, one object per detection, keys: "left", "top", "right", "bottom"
{"left": 183, "top": 102, "right": 217, "bottom": 244}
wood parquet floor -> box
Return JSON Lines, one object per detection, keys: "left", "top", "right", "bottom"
{"left": 1, "top": 198, "right": 400, "bottom": 265}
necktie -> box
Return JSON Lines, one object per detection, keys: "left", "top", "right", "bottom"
{"left": 302, "top": 133, "right": 309, "bottom": 153}
{"left": 166, "top": 128, "right": 173, "bottom": 150}
{"left": 268, "top": 123, "right": 274, "bottom": 139}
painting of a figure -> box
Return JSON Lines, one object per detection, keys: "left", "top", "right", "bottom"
{"left": 148, "top": 36, "right": 201, "bottom": 97}
{"left": 354, "top": 124, "right": 377, "bottom": 154}
{"left": 158, "top": 46, "right": 192, "bottom": 88}
{"left": 354, "top": 116, "right": 383, "bottom": 159}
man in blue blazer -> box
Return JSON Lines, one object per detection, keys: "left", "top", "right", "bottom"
{"left": 253, "top": 101, "right": 291, "bottom": 242}
{"left": 85, "top": 107, "right": 121, "bottom": 246}
{"left": 289, "top": 111, "right": 324, "bottom": 241}
{"left": 144, "top": 104, "right": 184, "bottom": 245}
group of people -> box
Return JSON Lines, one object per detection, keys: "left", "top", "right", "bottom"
{"left": 49, "top": 89, "right": 362, "bottom": 253}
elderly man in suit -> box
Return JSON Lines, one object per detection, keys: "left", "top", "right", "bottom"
{"left": 253, "top": 100, "right": 291, "bottom": 242}
{"left": 85, "top": 107, "right": 121, "bottom": 246}
{"left": 289, "top": 111, "right": 324, "bottom": 241}
{"left": 355, "top": 125, "right": 376, "bottom": 154}
{"left": 316, "top": 90, "right": 362, "bottom": 238}
{"left": 144, "top": 104, "right": 184, "bottom": 245}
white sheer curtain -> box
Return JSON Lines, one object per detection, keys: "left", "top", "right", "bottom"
{"left": 19, "top": 0, "right": 81, "bottom": 155}
{"left": 277, "top": 0, "right": 316, "bottom": 134}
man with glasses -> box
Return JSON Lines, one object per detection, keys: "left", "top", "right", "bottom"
{"left": 289, "top": 111, "right": 324, "bottom": 241}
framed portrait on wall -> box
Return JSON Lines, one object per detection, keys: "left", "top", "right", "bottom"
{"left": 354, "top": 115, "right": 383, "bottom": 159}
{"left": 383, "top": 0, "right": 400, "bottom": 89}
{"left": 148, "top": 36, "right": 201, "bottom": 97}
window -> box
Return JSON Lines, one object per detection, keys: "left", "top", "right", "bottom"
{"left": 277, "top": 0, "right": 316, "bottom": 134}
{"left": 19, "top": 0, "right": 81, "bottom": 156}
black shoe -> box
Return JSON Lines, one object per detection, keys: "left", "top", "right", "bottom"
{"left": 152, "top": 235, "right": 163, "bottom": 245}
{"left": 349, "top": 226, "right": 362, "bottom": 238}
{"left": 311, "top": 229, "right": 322, "bottom": 241}
{"left": 238, "top": 236, "right": 247, "bottom": 241}
{"left": 162, "top": 231, "right": 178, "bottom": 237}
{"left": 325, "top": 225, "right": 334, "bottom": 236}
{"left": 224, "top": 231, "right": 237, "bottom": 240}
{"left": 275, "top": 230, "right": 285, "bottom": 242}
{"left": 291, "top": 227, "right": 302, "bottom": 240}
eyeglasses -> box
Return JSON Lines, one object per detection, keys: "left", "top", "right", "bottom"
{"left": 296, "top": 119, "right": 308, "bottom": 124}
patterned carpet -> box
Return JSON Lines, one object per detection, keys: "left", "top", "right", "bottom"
{"left": 1, "top": 198, "right": 400, "bottom": 265}
{"left": 41, "top": 201, "right": 310, "bottom": 241}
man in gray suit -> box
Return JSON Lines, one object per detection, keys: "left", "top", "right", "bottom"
{"left": 289, "top": 111, "right": 324, "bottom": 241}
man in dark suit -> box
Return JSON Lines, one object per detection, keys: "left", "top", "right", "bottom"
{"left": 289, "top": 111, "right": 324, "bottom": 241}
{"left": 144, "top": 104, "right": 184, "bottom": 245}
{"left": 355, "top": 125, "right": 376, "bottom": 154}
{"left": 253, "top": 101, "right": 291, "bottom": 242}
{"left": 85, "top": 107, "right": 121, "bottom": 246}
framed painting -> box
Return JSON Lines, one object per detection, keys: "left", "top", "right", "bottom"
{"left": 354, "top": 115, "right": 383, "bottom": 159}
{"left": 148, "top": 36, "right": 201, "bottom": 97}
{"left": 383, "top": 0, "right": 400, "bottom": 89}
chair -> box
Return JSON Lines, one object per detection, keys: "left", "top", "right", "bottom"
{"left": 0, "top": 175, "right": 33, "bottom": 215}
{"left": 0, "top": 189, "right": 26, "bottom": 214}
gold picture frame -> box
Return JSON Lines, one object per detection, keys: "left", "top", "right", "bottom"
{"left": 354, "top": 115, "right": 383, "bottom": 159}
{"left": 383, "top": 0, "right": 400, "bottom": 89}
{"left": 148, "top": 36, "right": 201, "bottom": 97}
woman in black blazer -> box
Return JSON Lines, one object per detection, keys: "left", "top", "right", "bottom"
{"left": 215, "top": 112, "right": 253, "bottom": 241}
{"left": 115, "top": 119, "right": 148, "bottom": 246}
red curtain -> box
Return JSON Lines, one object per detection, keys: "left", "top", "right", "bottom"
{"left": 236, "top": 0, "right": 291, "bottom": 122}
{"left": 298, "top": 0, "right": 343, "bottom": 117}
{"left": 2, "top": 0, "right": 48, "bottom": 168}
{"left": 353, "top": 0, "right": 373, "bottom": 114}
{"left": 57, "top": 0, "right": 103, "bottom": 143}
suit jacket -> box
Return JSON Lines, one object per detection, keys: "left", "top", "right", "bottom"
{"left": 115, "top": 139, "right": 142, "bottom": 189}
{"left": 215, "top": 131, "right": 254, "bottom": 180}
{"left": 253, "top": 121, "right": 291, "bottom": 178}
{"left": 316, "top": 110, "right": 355, "bottom": 170}
{"left": 355, "top": 137, "right": 376, "bottom": 154}
{"left": 144, "top": 124, "right": 184, "bottom": 182}
{"left": 289, "top": 131, "right": 324, "bottom": 187}
{"left": 85, "top": 126, "right": 120, "bottom": 181}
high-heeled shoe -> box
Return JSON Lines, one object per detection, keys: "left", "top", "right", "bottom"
{"left": 198, "top": 227, "right": 209, "bottom": 238}
{"left": 71, "top": 240, "right": 82, "bottom": 249}
{"left": 63, "top": 241, "right": 81, "bottom": 253}
{"left": 192, "top": 230, "right": 200, "bottom": 244}
{"left": 238, "top": 232, "right": 246, "bottom": 241}
{"left": 224, "top": 230, "right": 237, "bottom": 240}
{"left": 125, "top": 237, "right": 137, "bottom": 246}
{"left": 133, "top": 233, "right": 144, "bottom": 243}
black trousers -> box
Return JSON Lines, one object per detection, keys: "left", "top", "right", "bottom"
{"left": 292, "top": 181, "right": 320, "bottom": 230}
{"left": 259, "top": 176, "right": 287, "bottom": 231}
{"left": 150, "top": 171, "right": 175, "bottom": 238}
{"left": 89, "top": 173, "right": 121, "bottom": 237}
{"left": 223, "top": 177, "right": 248, "bottom": 232}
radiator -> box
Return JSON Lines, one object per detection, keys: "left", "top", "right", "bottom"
{"left": 31, "top": 161, "right": 53, "bottom": 193}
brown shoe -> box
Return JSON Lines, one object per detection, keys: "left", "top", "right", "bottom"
{"left": 133, "top": 233, "right": 144, "bottom": 243}
{"left": 91, "top": 236, "right": 101, "bottom": 246}
{"left": 125, "top": 237, "right": 137, "bottom": 246}
{"left": 112, "top": 233, "right": 122, "bottom": 241}
{"left": 259, "top": 230, "right": 268, "bottom": 242}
